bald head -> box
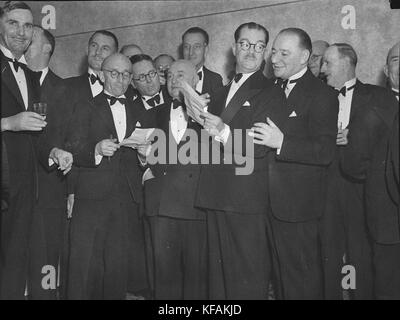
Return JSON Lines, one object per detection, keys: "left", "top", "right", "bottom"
{"left": 384, "top": 41, "right": 399, "bottom": 90}
{"left": 120, "top": 44, "right": 142, "bottom": 58}
{"left": 309, "top": 40, "right": 329, "bottom": 77}
{"left": 100, "top": 53, "right": 133, "bottom": 97}
{"left": 167, "top": 59, "right": 199, "bottom": 100}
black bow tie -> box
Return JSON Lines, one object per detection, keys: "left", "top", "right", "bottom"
{"left": 276, "top": 78, "right": 298, "bottom": 90}
{"left": 172, "top": 99, "right": 182, "bottom": 109}
{"left": 88, "top": 73, "right": 103, "bottom": 85}
{"left": 105, "top": 94, "right": 126, "bottom": 106}
{"left": 337, "top": 84, "right": 356, "bottom": 97}
{"left": 146, "top": 93, "right": 161, "bottom": 107}
{"left": 197, "top": 71, "right": 203, "bottom": 81}
{"left": 5, "top": 56, "right": 26, "bottom": 72}
{"left": 233, "top": 73, "right": 243, "bottom": 83}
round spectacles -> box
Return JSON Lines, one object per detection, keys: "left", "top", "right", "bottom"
{"left": 102, "top": 69, "right": 132, "bottom": 80}
{"left": 133, "top": 70, "right": 158, "bottom": 82}
{"left": 237, "top": 41, "right": 266, "bottom": 53}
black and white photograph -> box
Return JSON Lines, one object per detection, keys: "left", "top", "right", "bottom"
{"left": 0, "top": 0, "right": 399, "bottom": 305}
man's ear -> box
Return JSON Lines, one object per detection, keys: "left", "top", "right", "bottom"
{"left": 301, "top": 49, "right": 311, "bottom": 66}
{"left": 204, "top": 44, "right": 209, "bottom": 58}
{"left": 231, "top": 42, "right": 237, "bottom": 58}
{"left": 43, "top": 43, "right": 52, "bottom": 55}
{"left": 383, "top": 64, "right": 389, "bottom": 78}
{"left": 98, "top": 71, "right": 105, "bottom": 84}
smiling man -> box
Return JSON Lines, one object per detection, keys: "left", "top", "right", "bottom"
{"left": 252, "top": 28, "right": 338, "bottom": 299}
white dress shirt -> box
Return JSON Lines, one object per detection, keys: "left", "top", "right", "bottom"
{"left": 337, "top": 77, "right": 357, "bottom": 129}
{"left": 195, "top": 66, "right": 204, "bottom": 94}
{"left": 88, "top": 67, "right": 103, "bottom": 98}
{"left": 392, "top": 88, "right": 399, "bottom": 102}
{"left": 95, "top": 91, "right": 127, "bottom": 165}
{"left": 39, "top": 66, "right": 49, "bottom": 86}
{"left": 170, "top": 102, "right": 188, "bottom": 144}
{"left": 1, "top": 44, "right": 29, "bottom": 109}
{"left": 142, "top": 90, "right": 165, "bottom": 110}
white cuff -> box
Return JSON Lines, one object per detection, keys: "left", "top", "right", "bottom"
{"left": 214, "top": 124, "right": 230, "bottom": 145}
{"left": 276, "top": 148, "right": 281, "bottom": 155}
{"left": 48, "top": 158, "right": 55, "bottom": 167}
{"left": 95, "top": 154, "right": 103, "bottom": 165}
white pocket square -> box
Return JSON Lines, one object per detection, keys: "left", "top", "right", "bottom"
{"left": 135, "top": 121, "right": 142, "bottom": 127}
{"left": 289, "top": 111, "right": 297, "bottom": 117}
{"left": 242, "top": 101, "right": 251, "bottom": 107}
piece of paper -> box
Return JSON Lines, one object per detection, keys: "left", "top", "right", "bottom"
{"left": 180, "top": 80, "right": 208, "bottom": 125}
{"left": 119, "top": 128, "right": 155, "bottom": 148}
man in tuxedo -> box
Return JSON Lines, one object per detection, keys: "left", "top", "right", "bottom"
{"left": 195, "top": 22, "right": 288, "bottom": 299}
{"left": 143, "top": 59, "right": 207, "bottom": 299}
{"left": 120, "top": 43, "right": 142, "bottom": 58}
{"left": 131, "top": 54, "right": 170, "bottom": 126}
{"left": 0, "top": 1, "right": 71, "bottom": 299}
{"left": 308, "top": 40, "right": 329, "bottom": 79}
{"left": 182, "top": 27, "right": 223, "bottom": 96}
{"left": 154, "top": 53, "right": 174, "bottom": 86}
{"left": 65, "top": 53, "right": 145, "bottom": 299}
{"left": 25, "top": 25, "right": 71, "bottom": 299}
{"left": 64, "top": 29, "right": 118, "bottom": 219}
{"left": 253, "top": 28, "right": 338, "bottom": 299}
{"left": 320, "top": 43, "right": 393, "bottom": 299}
{"left": 384, "top": 41, "right": 399, "bottom": 101}
{"left": 324, "top": 43, "right": 399, "bottom": 299}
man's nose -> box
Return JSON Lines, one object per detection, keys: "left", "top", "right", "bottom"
{"left": 17, "top": 25, "right": 25, "bottom": 36}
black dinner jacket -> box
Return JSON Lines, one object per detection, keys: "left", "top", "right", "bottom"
{"left": 131, "top": 85, "right": 171, "bottom": 128}
{"left": 144, "top": 101, "right": 204, "bottom": 220}
{"left": 340, "top": 82, "right": 399, "bottom": 244}
{"left": 195, "top": 70, "right": 289, "bottom": 215}
{"left": 1, "top": 51, "right": 40, "bottom": 199}
{"left": 268, "top": 69, "right": 339, "bottom": 222}
{"left": 201, "top": 66, "right": 223, "bottom": 96}
{"left": 35, "top": 69, "right": 70, "bottom": 208}
{"left": 65, "top": 92, "right": 143, "bottom": 203}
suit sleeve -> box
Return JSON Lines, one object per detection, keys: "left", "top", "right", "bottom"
{"left": 340, "top": 107, "right": 386, "bottom": 180}
{"left": 278, "top": 89, "right": 338, "bottom": 166}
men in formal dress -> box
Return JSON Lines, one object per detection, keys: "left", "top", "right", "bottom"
{"left": 65, "top": 53, "right": 145, "bottom": 299}
{"left": 308, "top": 40, "right": 329, "bottom": 79}
{"left": 154, "top": 53, "right": 175, "bottom": 86}
{"left": 143, "top": 59, "right": 207, "bottom": 299}
{"left": 252, "top": 28, "right": 338, "bottom": 299}
{"left": 120, "top": 43, "right": 142, "bottom": 58}
{"left": 195, "top": 22, "right": 288, "bottom": 299}
{"left": 182, "top": 27, "right": 223, "bottom": 96}
{"left": 384, "top": 41, "right": 399, "bottom": 101}
{"left": 322, "top": 43, "right": 399, "bottom": 299}
{"left": 25, "top": 25, "right": 71, "bottom": 299}
{"left": 0, "top": 1, "right": 71, "bottom": 299}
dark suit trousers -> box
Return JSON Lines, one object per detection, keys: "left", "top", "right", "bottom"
{"left": 206, "top": 210, "right": 271, "bottom": 300}
{"left": 28, "top": 205, "right": 66, "bottom": 300}
{"left": 373, "top": 241, "right": 400, "bottom": 299}
{"left": 147, "top": 216, "right": 207, "bottom": 300}
{"left": 321, "top": 170, "right": 373, "bottom": 300}
{"left": 266, "top": 211, "right": 324, "bottom": 300}
{"left": 0, "top": 180, "right": 34, "bottom": 299}
{"left": 126, "top": 202, "right": 149, "bottom": 295}
{"left": 67, "top": 197, "right": 130, "bottom": 300}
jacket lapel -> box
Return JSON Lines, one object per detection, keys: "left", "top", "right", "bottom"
{"left": 1, "top": 54, "right": 26, "bottom": 112}
{"left": 286, "top": 69, "right": 314, "bottom": 115}
{"left": 91, "top": 92, "right": 119, "bottom": 140}
{"left": 349, "top": 80, "right": 369, "bottom": 123}
{"left": 220, "top": 70, "right": 265, "bottom": 124}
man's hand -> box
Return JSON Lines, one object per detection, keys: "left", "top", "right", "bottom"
{"left": 1, "top": 112, "right": 47, "bottom": 132}
{"left": 336, "top": 128, "right": 349, "bottom": 145}
{"left": 67, "top": 194, "right": 74, "bottom": 219}
{"left": 201, "top": 111, "right": 225, "bottom": 136}
{"left": 200, "top": 93, "right": 211, "bottom": 106}
{"left": 49, "top": 147, "right": 73, "bottom": 175}
{"left": 95, "top": 138, "right": 119, "bottom": 157}
{"left": 249, "top": 117, "right": 284, "bottom": 149}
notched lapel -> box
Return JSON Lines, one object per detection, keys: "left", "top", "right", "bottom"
{"left": 1, "top": 62, "right": 25, "bottom": 111}
{"left": 91, "top": 94, "right": 119, "bottom": 140}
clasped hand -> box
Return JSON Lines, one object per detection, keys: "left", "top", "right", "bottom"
{"left": 249, "top": 117, "right": 284, "bottom": 149}
{"left": 95, "top": 138, "right": 120, "bottom": 157}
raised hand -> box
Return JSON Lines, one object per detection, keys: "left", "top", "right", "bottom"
{"left": 95, "top": 138, "right": 120, "bottom": 157}
{"left": 249, "top": 117, "right": 284, "bottom": 149}
{"left": 1, "top": 111, "right": 47, "bottom": 132}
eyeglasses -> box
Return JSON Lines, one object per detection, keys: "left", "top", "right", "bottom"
{"left": 237, "top": 40, "right": 266, "bottom": 53}
{"left": 133, "top": 70, "right": 158, "bottom": 82}
{"left": 102, "top": 69, "right": 132, "bottom": 80}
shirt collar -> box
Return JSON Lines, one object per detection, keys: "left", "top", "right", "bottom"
{"left": 104, "top": 90, "right": 126, "bottom": 99}
{"left": 88, "top": 67, "right": 99, "bottom": 76}
{"left": 0, "top": 43, "right": 27, "bottom": 63}
{"left": 142, "top": 90, "right": 162, "bottom": 101}
{"left": 336, "top": 78, "right": 357, "bottom": 91}
{"left": 234, "top": 70, "right": 256, "bottom": 85}
{"left": 39, "top": 66, "right": 49, "bottom": 84}
{"left": 392, "top": 87, "right": 399, "bottom": 94}
{"left": 288, "top": 66, "right": 307, "bottom": 82}
{"left": 197, "top": 66, "right": 204, "bottom": 75}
